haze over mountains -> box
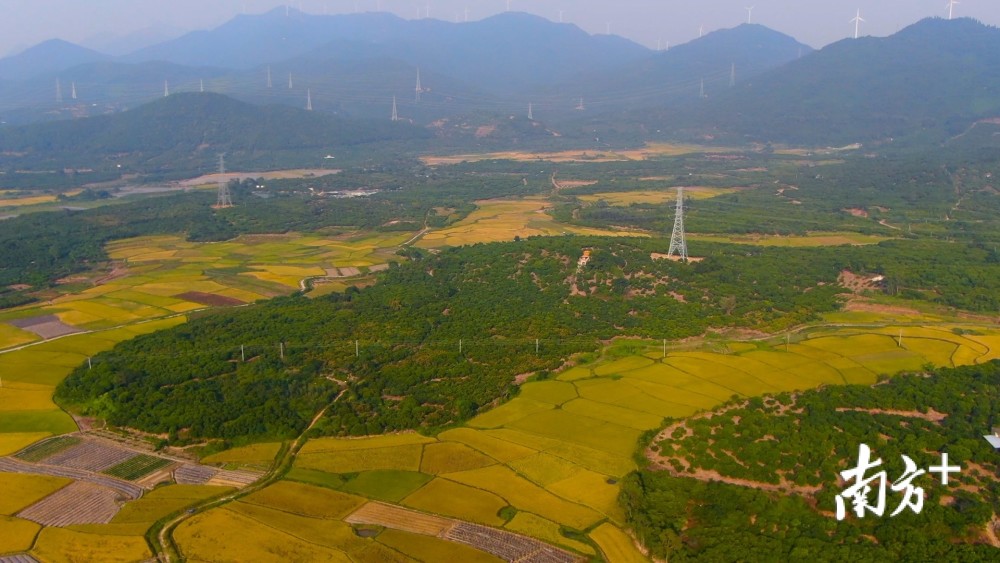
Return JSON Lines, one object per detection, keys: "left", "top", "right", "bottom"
{"left": 1, "top": 8, "right": 999, "bottom": 148}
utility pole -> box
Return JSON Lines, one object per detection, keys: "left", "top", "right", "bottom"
{"left": 241, "top": 345, "right": 245, "bottom": 362}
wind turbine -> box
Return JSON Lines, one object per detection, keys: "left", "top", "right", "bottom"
{"left": 851, "top": 9, "right": 865, "bottom": 39}
{"left": 947, "top": 0, "right": 960, "bottom": 20}
{"left": 698, "top": 24, "right": 704, "bottom": 38}
{"left": 745, "top": 6, "right": 754, "bottom": 24}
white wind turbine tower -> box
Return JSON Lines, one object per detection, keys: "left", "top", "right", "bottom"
{"left": 745, "top": 6, "right": 754, "bottom": 24}
{"left": 947, "top": 0, "right": 960, "bottom": 20}
{"left": 852, "top": 9, "right": 865, "bottom": 39}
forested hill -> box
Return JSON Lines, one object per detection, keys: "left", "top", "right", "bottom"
{"left": 672, "top": 17, "right": 1000, "bottom": 145}
{"left": 0, "top": 39, "right": 109, "bottom": 81}
{"left": 0, "top": 92, "right": 429, "bottom": 175}
{"left": 557, "top": 24, "right": 812, "bottom": 109}
{"left": 623, "top": 360, "right": 1000, "bottom": 560}
{"left": 56, "top": 236, "right": 1000, "bottom": 443}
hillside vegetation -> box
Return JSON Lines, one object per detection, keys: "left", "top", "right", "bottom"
{"left": 56, "top": 235, "right": 1000, "bottom": 443}
{"left": 624, "top": 361, "right": 1000, "bottom": 561}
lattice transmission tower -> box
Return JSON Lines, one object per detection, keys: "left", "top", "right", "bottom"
{"left": 667, "top": 187, "right": 688, "bottom": 262}
{"left": 214, "top": 154, "right": 233, "bottom": 209}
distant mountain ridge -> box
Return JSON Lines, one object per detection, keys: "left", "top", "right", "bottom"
{"left": 0, "top": 10, "right": 652, "bottom": 123}
{"left": 0, "top": 39, "right": 109, "bottom": 82}
{"left": 680, "top": 17, "right": 1000, "bottom": 145}
{"left": 552, "top": 24, "right": 813, "bottom": 111}
{"left": 0, "top": 92, "right": 429, "bottom": 177}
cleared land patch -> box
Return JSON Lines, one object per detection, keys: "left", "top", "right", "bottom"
{"left": 17, "top": 481, "right": 124, "bottom": 527}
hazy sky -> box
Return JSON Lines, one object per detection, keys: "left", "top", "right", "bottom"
{"left": 3, "top": 0, "right": 999, "bottom": 56}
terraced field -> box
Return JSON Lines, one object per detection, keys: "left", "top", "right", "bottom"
{"left": 2, "top": 185, "right": 997, "bottom": 561}
{"left": 220, "top": 318, "right": 995, "bottom": 562}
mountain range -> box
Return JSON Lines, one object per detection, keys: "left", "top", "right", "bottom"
{"left": 682, "top": 17, "right": 1000, "bottom": 145}
{"left": 0, "top": 10, "right": 804, "bottom": 125}
{"left": 0, "top": 92, "right": 428, "bottom": 180}
{"left": 1, "top": 10, "right": 1000, "bottom": 147}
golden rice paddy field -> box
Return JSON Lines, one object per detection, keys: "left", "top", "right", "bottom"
{"left": 415, "top": 198, "right": 642, "bottom": 248}
{"left": 577, "top": 186, "right": 746, "bottom": 205}
{"left": 421, "top": 142, "right": 737, "bottom": 165}
{"left": 0, "top": 231, "right": 411, "bottom": 351}
{"left": 0, "top": 194, "right": 59, "bottom": 208}
{"left": 173, "top": 315, "right": 1000, "bottom": 562}
{"left": 0, "top": 231, "right": 416, "bottom": 561}
{"left": 1, "top": 191, "right": 996, "bottom": 561}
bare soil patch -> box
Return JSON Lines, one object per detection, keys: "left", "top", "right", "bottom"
{"left": 8, "top": 315, "right": 81, "bottom": 339}
{"left": 176, "top": 292, "right": 245, "bottom": 307}
{"left": 833, "top": 408, "right": 948, "bottom": 423}
{"left": 650, "top": 253, "right": 705, "bottom": 263}
{"left": 177, "top": 169, "right": 340, "bottom": 187}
